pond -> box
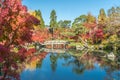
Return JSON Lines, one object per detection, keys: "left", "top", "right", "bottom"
{"left": 20, "top": 50, "right": 120, "bottom": 80}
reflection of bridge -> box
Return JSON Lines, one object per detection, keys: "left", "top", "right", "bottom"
{"left": 44, "top": 40, "right": 69, "bottom": 49}
{"left": 44, "top": 48, "right": 66, "bottom": 53}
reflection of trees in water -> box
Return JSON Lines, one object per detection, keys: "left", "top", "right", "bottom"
{"left": 62, "top": 53, "right": 95, "bottom": 74}
{"left": 104, "top": 66, "right": 120, "bottom": 80}
{"left": 59, "top": 52, "right": 72, "bottom": 60}
{"left": 101, "top": 59, "right": 120, "bottom": 80}
{"left": 49, "top": 52, "right": 72, "bottom": 72}
{"left": 36, "top": 59, "right": 43, "bottom": 68}
{"left": 72, "top": 59, "right": 86, "bottom": 74}
{"left": 78, "top": 52, "right": 120, "bottom": 79}
{"left": 50, "top": 53, "right": 59, "bottom": 71}
{"left": 22, "top": 51, "right": 47, "bottom": 71}
{"left": 58, "top": 52, "right": 120, "bottom": 77}
{"left": 49, "top": 52, "right": 90, "bottom": 74}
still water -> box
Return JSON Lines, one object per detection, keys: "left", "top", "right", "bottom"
{"left": 20, "top": 51, "right": 120, "bottom": 80}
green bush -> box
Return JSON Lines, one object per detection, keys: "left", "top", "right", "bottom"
{"left": 103, "top": 42, "right": 114, "bottom": 52}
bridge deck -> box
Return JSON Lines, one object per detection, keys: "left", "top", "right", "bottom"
{"left": 44, "top": 40, "right": 69, "bottom": 45}
{"left": 44, "top": 40, "right": 69, "bottom": 49}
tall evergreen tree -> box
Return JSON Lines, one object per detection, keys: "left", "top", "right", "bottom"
{"left": 98, "top": 8, "right": 107, "bottom": 27}
{"left": 86, "top": 13, "right": 96, "bottom": 24}
{"left": 35, "top": 10, "right": 45, "bottom": 28}
{"left": 107, "top": 6, "right": 120, "bottom": 34}
{"left": 50, "top": 10, "right": 58, "bottom": 28}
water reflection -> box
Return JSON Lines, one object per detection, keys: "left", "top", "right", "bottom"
{"left": 20, "top": 50, "right": 120, "bottom": 80}
{"left": 50, "top": 53, "right": 58, "bottom": 71}
{"left": 24, "top": 52, "right": 47, "bottom": 71}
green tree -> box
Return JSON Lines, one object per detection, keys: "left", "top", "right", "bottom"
{"left": 58, "top": 20, "right": 63, "bottom": 27}
{"left": 86, "top": 13, "right": 96, "bottom": 24}
{"left": 72, "top": 15, "right": 87, "bottom": 28}
{"left": 58, "top": 20, "right": 71, "bottom": 28}
{"left": 72, "top": 15, "right": 88, "bottom": 35}
{"left": 35, "top": 10, "right": 45, "bottom": 28}
{"left": 98, "top": 8, "right": 107, "bottom": 28}
{"left": 50, "top": 10, "right": 58, "bottom": 28}
{"left": 107, "top": 6, "right": 120, "bottom": 35}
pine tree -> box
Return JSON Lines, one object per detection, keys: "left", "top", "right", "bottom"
{"left": 98, "top": 8, "right": 107, "bottom": 28}
{"left": 35, "top": 10, "right": 45, "bottom": 28}
{"left": 50, "top": 10, "right": 58, "bottom": 28}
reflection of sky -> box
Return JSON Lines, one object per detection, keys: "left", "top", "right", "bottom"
{"left": 20, "top": 53, "right": 120, "bottom": 80}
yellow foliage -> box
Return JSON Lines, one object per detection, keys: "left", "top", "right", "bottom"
{"left": 29, "top": 11, "right": 41, "bottom": 30}
{"left": 109, "top": 34, "right": 117, "bottom": 42}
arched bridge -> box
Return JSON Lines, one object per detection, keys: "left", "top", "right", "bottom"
{"left": 44, "top": 40, "right": 70, "bottom": 49}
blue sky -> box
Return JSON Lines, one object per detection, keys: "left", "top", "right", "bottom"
{"left": 22, "top": 0, "right": 120, "bottom": 25}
